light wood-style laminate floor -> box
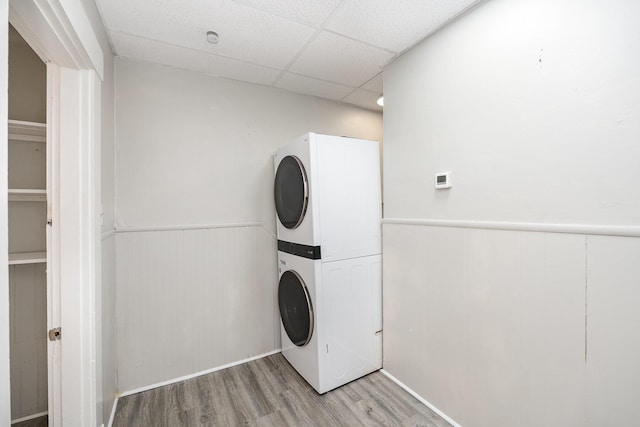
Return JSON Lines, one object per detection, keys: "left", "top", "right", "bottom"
{"left": 113, "top": 353, "right": 451, "bottom": 427}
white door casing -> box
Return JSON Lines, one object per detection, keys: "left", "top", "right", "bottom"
{"left": 0, "top": 4, "right": 10, "bottom": 424}
{"left": 3, "top": 0, "right": 104, "bottom": 425}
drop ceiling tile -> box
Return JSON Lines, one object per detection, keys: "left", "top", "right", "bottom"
{"left": 111, "top": 31, "right": 281, "bottom": 85}
{"left": 98, "top": 0, "right": 316, "bottom": 69}
{"left": 342, "top": 88, "right": 383, "bottom": 112}
{"left": 289, "top": 31, "right": 394, "bottom": 87}
{"left": 362, "top": 72, "right": 383, "bottom": 92}
{"left": 98, "top": 0, "right": 482, "bottom": 104}
{"left": 276, "top": 73, "right": 354, "bottom": 100}
{"left": 325, "top": 0, "right": 480, "bottom": 51}
{"left": 233, "top": 0, "right": 342, "bottom": 27}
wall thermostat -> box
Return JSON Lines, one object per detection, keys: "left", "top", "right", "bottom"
{"left": 434, "top": 171, "right": 452, "bottom": 189}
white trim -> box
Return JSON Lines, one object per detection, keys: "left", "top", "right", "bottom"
{"left": 382, "top": 218, "right": 640, "bottom": 237}
{"left": 119, "top": 349, "right": 282, "bottom": 398}
{"left": 116, "top": 221, "right": 270, "bottom": 234}
{"left": 107, "top": 395, "right": 118, "bottom": 427}
{"left": 54, "top": 0, "right": 104, "bottom": 79}
{"left": 46, "top": 61, "right": 63, "bottom": 427}
{"left": 380, "top": 369, "right": 462, "bottom": 427}
{"left": 56, "top": 66, "right": 100, "bottom": 427}
{"left": 101, "top": 229, "right": 116, "bottom": 241}
{"left": 0, "top": 11, "right": 8, "bottom": 423}
{"left": 9, "top": 0, "right": 104, "bottom": 79}
{"left": 10, "top": 411, "right": 48, "bottom": 424}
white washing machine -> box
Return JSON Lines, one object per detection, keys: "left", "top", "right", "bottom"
{"left": 277, "top": 250, "right": 382, "bottom": 394}
{"left": 273, "top": 133, "right": 382, "bottom": 262}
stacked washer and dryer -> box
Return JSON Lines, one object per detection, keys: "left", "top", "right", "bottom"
{"left": 273, "top": 132, "right": 382, "bottom": 394}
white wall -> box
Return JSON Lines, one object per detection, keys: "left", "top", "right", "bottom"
{"left": 383, "top": 0, "right": 640, "bottom": 426}
{"left": 384, "top": 0, "right": 640, "bottom": 225}
{"left": 115, "top": 59, "right": 382, "bottom": 230}
{"left": 115, "top": 58, "right": 382, "bottom": 391}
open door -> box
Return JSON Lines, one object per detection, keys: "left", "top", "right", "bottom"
{"left": 3, "top": 1, "right": 104, "bottom": 425}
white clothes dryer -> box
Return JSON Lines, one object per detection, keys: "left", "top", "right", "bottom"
{"left": 277, "top": 250, "right": 383, "bottom": 394}
{"left": 274, "top": 133, "right": 382, "bottom": 262}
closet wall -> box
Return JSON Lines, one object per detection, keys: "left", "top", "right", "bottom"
{"left": 115, "top": 58, "right": 383, "bottom": 392}
{"left": 8, "top": 26, "right": 45, "bottom": 123}
{"left": 7, "top": 24, "right": 47, "bottom": 421}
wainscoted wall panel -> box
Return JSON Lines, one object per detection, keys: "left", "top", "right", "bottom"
{"left": 586, "top": 236, "right": 640, "bottom": 426}
{"left": 382, "top": 0, "right": 639, "bottom": 424}
{"left": 100, "top": 234, "right": 117, "bottom": 421}
{"left": 383, "top": 223, "right": 587, "bottom": 427}
{"left": 116, "top": 225, "right": 278, "bottom": 392}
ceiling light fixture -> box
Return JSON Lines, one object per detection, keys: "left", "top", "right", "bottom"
{"left": 206, "top": 31, "right": 219, "bottom": 44}
{"left": 376, "top": 96, "right": 384, "bottom": 107}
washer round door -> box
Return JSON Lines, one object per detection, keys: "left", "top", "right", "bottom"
{"left": 274, "top": 155, "right": 308, "bottom": 229}
{"left": 278, "top": 270, "right": 314, "bottom": 347}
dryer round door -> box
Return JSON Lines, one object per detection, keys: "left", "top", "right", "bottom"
{"left": 278, "top": 270, "right": 314, "bottom": 346}
{"left": 274, "top": 155, "right": 308, "bottom": 229}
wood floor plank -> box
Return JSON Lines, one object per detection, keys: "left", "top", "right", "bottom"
{"left": 254, "top": 408, "right": 299, "bottom": 427}
{"left": 191, "top": 374, "right": 220, "bottom": 426}
{"left": 364, "top": 374, "right": 419, "bottom": 417}
{"left": 354, "top": 375, "right": 418, "bottom": 425}
{"left": 166, "top": 381, "right": 196, "bottom": 415}
{"left": 355, "top": 397, "right": 400, "bottom": 426}
{"left": 231, "top": 363, "right": 274, "bottom": 417}
{"left": 317, "top": 386, "right": 365, "bottom": 426}
{"left": 401, "top": 413, "right": 446, "bottom": 427}
{"left": 113, "top": 391, "right": 144, "bottom": 426}
{"left": 218, "top": 368, "right": 254, "bottom": 425}
{"left": 202, "top": 369, "right": 242, "bottom": 426}
{"left": 113, "top": 353, "right": 453, "bottom": 427}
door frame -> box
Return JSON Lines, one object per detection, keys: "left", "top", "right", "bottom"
{"left": 2, "top": 0, "right": 103, "bottom": 425}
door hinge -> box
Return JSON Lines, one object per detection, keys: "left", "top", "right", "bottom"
{"left": 48, "top": 327, "right": 61, "bottom": 341}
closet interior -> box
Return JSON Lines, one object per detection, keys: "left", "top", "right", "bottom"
{"left": 8, "top": 24, "right": 49, "bottom": 424}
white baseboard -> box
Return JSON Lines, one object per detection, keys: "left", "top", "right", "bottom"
{"left": 380, "top": 369, "right": 462, "bottom": 427}
{"left": 107, "top": 395, "right": 118, "bottom": 427}
{"left": 119, "top": 349, "right": 282, "bottom": 398}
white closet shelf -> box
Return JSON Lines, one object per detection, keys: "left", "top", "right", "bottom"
{"left": 9, "top": 252, "right": 46, "bottom": 265}
{"left": 8, "top": 189, "right": 46, "bottom": 202}
{"left": 8, "top": 119, "right": 46, "bottom": 142}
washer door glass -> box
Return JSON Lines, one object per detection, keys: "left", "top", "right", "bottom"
{"left": 278, "top": 270, "right": 313, "bottom": 347}
{"left": 274, "top": 155, "right": 308, "bottom": 229}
